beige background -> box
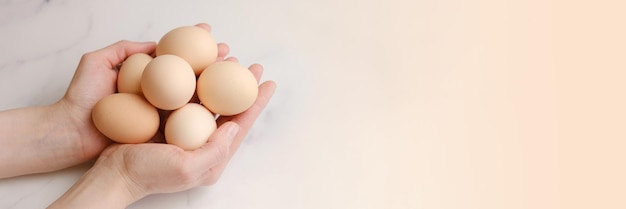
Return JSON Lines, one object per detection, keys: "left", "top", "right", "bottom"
{"left": 555, "top": 0, "right": 626, "bottom": 208}
{"left": 0, "top": 0, "right": 624, "bottom": 208}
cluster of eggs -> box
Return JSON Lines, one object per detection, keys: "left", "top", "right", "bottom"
{"left": 91, "top": 26, "right": 258, "bottom": 150}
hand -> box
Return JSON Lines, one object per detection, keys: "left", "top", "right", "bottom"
{"left": 56, "top": 23, "right": 233, "bottom": 163}
{"left": 120, "top": 64, "right": 275, "bottom": 194}
{"left": 0, "top": 36, "right": 156, "bottom": 177}
{"left": 49, "top": 63, "right": 276, "bottom": 208}
{"left": 54, "top": 40, "right": 156, "bottom": 162}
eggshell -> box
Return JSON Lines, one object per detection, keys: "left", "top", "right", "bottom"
{"left": 117, "top": 53, "right": 152, "bottom": 95}
{"left": 197, "top": 61, "right": 258, "bottom": 116}
{"left": 91, "top": 93, "right": 159, "bottom": 143}
{"left": 165, "top": 103, "right": 216, "bottom": 150}
{"left": 141, "top": 54, "right": 196, "bottom": 110}
{"left": 156, "top": 26, "right": 218, "bottom": 75}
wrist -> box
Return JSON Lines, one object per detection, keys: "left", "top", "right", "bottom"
{"left": 52, "top": 99, "right": 84, "bottom": 145}
{"left": 52, "top": 99, "right": 109, "bottom": 161}
{"left": 95, "top": 147, "right": 149, "bottom": 203}
{"left": 48, "top": 157, "right": 146, "bottom": 208}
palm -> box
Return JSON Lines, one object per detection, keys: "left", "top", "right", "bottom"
{"left": 61, "top": 50, "right": 130, "bottom": 160}
{"left": 58, "top": 23, "right": 233, "bottom": 162}
{"left": 103, "top": 74, "right": 276, "bottom": 194}
{"left": 105, "top": 143, "right": 198, "bottom": 193}
{"left": 56, "top": 25, "right": 276, "bottom": 194}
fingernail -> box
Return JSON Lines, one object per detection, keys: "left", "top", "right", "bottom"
{"left": 226, "top": 123, "right": 239, "bottom": 141}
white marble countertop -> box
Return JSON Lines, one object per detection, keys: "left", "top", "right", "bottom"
{"left": 2, "top": 0, "right": 626, "bottom": 209}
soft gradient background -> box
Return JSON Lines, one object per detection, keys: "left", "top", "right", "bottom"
{"left": 0, "top": 0, "right": 624, "bottom": 208}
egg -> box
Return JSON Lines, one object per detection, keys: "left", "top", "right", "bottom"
{"left": 91, "top": 93, "right": 159, "bottom": 143}
{"left": 165, "top": 103, "right": 217, "bottom": 150}
{"left": 117, "top": 53, "right": 152, "bottom": 95}
{"left": 141, "top": 54, "right": 196, "bottom": 110}
{"left": 156, "top": 26, "right": 218, "bottom": 75}
{"left": 197, "top": 61, "right": 258, "bottom": 116}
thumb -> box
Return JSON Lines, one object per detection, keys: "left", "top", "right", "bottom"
{"left": 89, "top": 40, "right": 157, "bottom": 68}
{"left": 192, "top": 122, "right": 239, "bottom": 167}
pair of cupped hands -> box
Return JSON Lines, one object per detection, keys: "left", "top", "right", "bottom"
{"left": 44, "top": 23, "right": 275, "bottom": 207}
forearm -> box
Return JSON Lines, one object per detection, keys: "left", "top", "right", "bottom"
{"left": 0, "top": 102, "right": 81, "bottom": 178}
{"left": 48, "top": 160, "right": 144, "bottom": 209}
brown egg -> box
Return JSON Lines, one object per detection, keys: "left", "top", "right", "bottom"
{"left": 156, "top": 26, "right": 218, "bottom": 75}
{"left": 141, "top": 54, "right": 196, "bottom": 110}
{"left": 91, "top": 93, "right": 159, "bottom": 143}
{"left": 197, "top": 61, "right": 258, "bottom": 116}
{"left": 117, "top": 53, "right": 152, "bottom": 95}
{"left": 165, "top": 103, "right": 216, "bottom": 150}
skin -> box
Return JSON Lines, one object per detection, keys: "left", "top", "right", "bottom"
{"left": 0, "top": 23, "right": 275, "bottom": 208}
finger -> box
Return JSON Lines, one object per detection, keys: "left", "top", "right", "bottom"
{"left": 216, "top": 81, "right": 275, "bottom": 164}
{"left": 208, "top": 81, "right": 275, "bottom": 184}
{"left": 194, "top": 23, "right": 212, "bottom": 32}
{"left": 217, "top": 43, "right": 230, "bottom": 58}
{"left": 217, "top": 81, "right": 276, "bottom": 128}
{"left": 89, "top": 40, "right": 157, "bottom": 68}
{"left": 224, "top": 57, "right": 239, "bottom": 63}
{"left": 191, "top": 122, "right": 239, "bottom": 168}
{"left": 249, "top": 64, "right": 263, "bottom": 83}
{"left": 217, "top": 81, "right": 276, "bottom": 144}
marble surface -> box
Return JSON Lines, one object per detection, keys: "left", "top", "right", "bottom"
{"left": 3, "top": 0, "right": 626, "bottom": 209}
